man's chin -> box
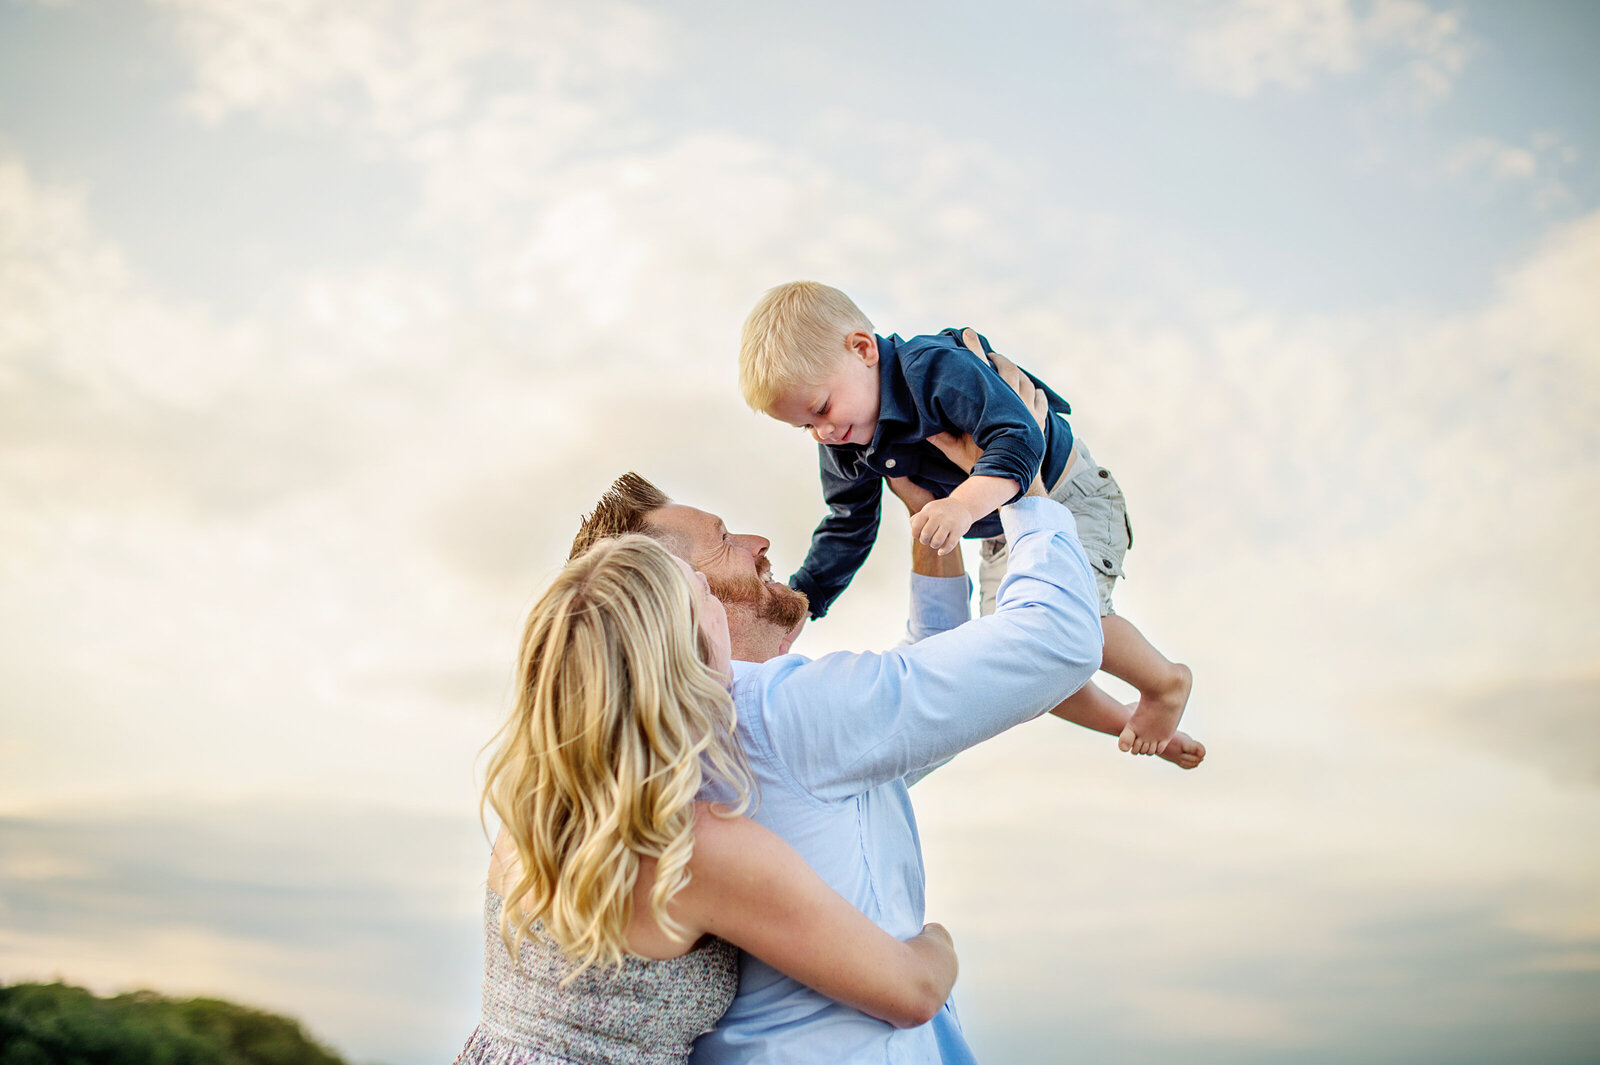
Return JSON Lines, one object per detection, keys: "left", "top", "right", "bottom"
{"left": 763, "top": 582, "right": 809, "bottom": 631}
{"left": 712, "top": 573, "right": 808, "bottom": 632}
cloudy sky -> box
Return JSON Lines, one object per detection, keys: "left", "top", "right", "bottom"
{"left": 2, "top": 0, "right": 1597, "bottom": 1062}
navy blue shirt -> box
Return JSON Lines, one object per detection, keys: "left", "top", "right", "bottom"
{"left": 789, "top": 329, "right": 1074, "bottom": 619}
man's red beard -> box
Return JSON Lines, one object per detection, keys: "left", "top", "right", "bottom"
{"left": 708, "top": 564, "right": 809, "bottom": 631}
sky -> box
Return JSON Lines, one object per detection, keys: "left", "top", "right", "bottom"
{"left": 1, "top": 0, "right": 1597, "bottom": 1062}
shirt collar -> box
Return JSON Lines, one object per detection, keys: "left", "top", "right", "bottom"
{"left": 867, "top": 334, "right": 917, "bottom": 445}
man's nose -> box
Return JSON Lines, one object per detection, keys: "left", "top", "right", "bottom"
{"left": 732, "top": 533, "right": 769, "bottom": 560}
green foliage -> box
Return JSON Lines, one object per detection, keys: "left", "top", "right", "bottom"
{"left": 0, "top": 982, "right": 352, "bottom": 1065}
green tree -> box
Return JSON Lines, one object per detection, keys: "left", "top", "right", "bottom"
{"left": 0, "top": 982, "right": 353, "bottom": 1065}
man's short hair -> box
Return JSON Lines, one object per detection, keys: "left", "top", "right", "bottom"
{"left": 739, "top": 281, "right": 874, "bottom": 414}
{"left": 570, "top": 472, "right": 672, "bottom": 561}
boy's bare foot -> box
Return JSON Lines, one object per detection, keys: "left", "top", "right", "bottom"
{"left": 1158, "top": 730, "right": 1205, "bottom": 770}
{"left": 1118, "top": 662, "right": 1192, "bottom": 756}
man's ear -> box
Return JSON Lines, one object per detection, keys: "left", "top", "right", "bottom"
{"left": 846, "top": 331, "right": 879, "bottom": 367}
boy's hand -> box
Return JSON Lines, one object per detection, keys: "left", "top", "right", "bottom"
{"left": 911, "top": 496, "right": 978, "bottom": 555}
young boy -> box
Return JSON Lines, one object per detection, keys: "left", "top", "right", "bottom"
{"left": 739, "top": 280, "right": 1195, "bottom": 758}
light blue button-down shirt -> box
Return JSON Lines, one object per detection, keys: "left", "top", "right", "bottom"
{"left": 691, "top": 497, "right": 1103, "bottom": 1065}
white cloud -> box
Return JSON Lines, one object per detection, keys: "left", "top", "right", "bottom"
{"left": 1162, "top": 215, "right": 1596, "bottom": 680}
{"left": 1451, "top": 137, "right": 1538, "bottom": 180}
{"left": 1440, "top": 133, "right": 1579, "bottom": 209}
{"left": 1127, "top": 0, "right": 1473, "bottom": 106}
{"left": 152, "top": 0, "right": 668, "bottom": 140}
{"left": 7, "top": 99, "right": 1598, "bottom": 811}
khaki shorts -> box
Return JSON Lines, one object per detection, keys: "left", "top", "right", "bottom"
{"left": 978, "top": 439, "right": 1131, "bottom": 618}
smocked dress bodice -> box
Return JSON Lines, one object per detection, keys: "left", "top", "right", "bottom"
{"left": 453, "top": 888, "right": 738, "bottom": 1065}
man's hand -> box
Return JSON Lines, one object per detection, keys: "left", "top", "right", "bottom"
{"left": 909, "top": 496, "right": 978, "bottom": 556}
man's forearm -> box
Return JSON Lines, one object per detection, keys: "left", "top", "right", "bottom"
{"left": 911, "top": 537, "right": 965, "bottom": 578}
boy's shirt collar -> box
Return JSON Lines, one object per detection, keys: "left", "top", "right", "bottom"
{"left": 863, "top": 333, "right": 916, "bottom": 451}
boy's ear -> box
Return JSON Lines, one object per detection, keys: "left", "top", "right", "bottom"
{"left": 846, "top": 331, "right": 878, "bottom": 367}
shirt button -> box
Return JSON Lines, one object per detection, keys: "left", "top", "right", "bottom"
{"left": 885, "top": 459, "right": 897, "bottom": 468}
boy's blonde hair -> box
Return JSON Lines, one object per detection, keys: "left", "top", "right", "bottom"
{"left": 739, "top": 281, "right": 873, "bottom": 413}
{"left": 481, "top": 534, "right": 752, "bottom": 981}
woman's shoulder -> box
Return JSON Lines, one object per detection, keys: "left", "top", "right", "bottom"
{"left": 686, "top": 804, "right": 783, "bottom": 883}
{"left": 689, "top": 801, "right": 759, "bottom": 852}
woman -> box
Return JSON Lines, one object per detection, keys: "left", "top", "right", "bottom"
{"left": 454, "top": 534, "right": 958, "bottom": 1064}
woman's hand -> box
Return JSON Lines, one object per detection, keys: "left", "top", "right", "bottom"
{"left": 680, "top": 809, "right": 960, "bottom": 1029}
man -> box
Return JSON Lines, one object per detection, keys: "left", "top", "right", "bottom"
{"left": 570, "top": 358, "right": 1103, "bottom": 1064}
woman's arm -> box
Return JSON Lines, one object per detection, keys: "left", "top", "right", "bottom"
{"left": 672, "top": 806, "right": 957, "bottom": 1029}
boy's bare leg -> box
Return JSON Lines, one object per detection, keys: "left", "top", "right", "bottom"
{"left": 1100, "top": 614, "right": 1192, "bottom": 756}
{"left": 1049, "top": 680, "right": 1204, "bottom": 769}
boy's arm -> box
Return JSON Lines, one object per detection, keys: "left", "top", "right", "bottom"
{"left": 921, "top": 335, "right": 1047, "bottom": 499}
{"left": 906, "top": 329, "right": 1048, "bottom": 552}
{"left": 788, "top": 448, "right": 883, "bottom": 620}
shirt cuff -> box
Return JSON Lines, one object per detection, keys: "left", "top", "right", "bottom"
{"left": 999, "top": 494, "right": 1070, "bottom": 538}
{"left": 904, "top": 572, "right": 973, "bottom": 644}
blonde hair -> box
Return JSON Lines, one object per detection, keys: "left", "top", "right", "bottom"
{"left": 739, "top": 281, "right": 874, "bottom": 413}
{"left": 482, "top": 535, "right": 752, "bottom": 979}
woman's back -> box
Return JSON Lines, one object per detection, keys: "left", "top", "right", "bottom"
{"left": 454, "top": 534, "right": 958, "bottom": 1064}
{"left": 454, "top": 888, "right": 738, "bottom": 1065}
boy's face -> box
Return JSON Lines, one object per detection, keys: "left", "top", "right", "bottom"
{"left": 768, "top": 331, "right": 881, "bottom": 447}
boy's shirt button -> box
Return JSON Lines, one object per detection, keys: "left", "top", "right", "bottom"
{"left": 885, "top": 459, "right": 897, "bottom": 468}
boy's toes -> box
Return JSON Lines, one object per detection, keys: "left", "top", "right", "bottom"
{"left": 1117, "top": 725, "right": 1137, "bottom": 753}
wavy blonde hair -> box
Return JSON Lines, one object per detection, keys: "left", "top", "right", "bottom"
{"left": 481, "top": 535, "right": 752, "bottom": 979}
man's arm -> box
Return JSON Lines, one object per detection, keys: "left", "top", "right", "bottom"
{"left": 899, "top": 513, "right": 970, "bottom": 646}
{"left": 755, "top": 494, "right": 1102, "bottom": 801}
